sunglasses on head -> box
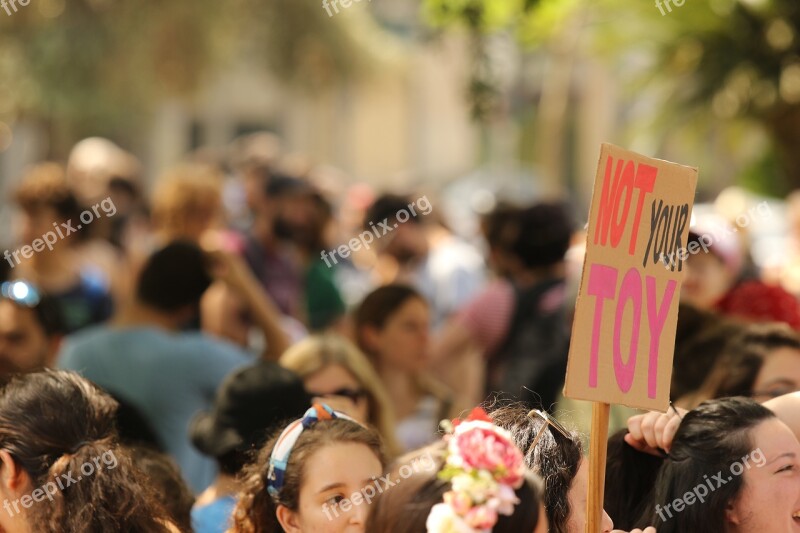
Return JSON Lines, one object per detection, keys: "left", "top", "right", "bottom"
{"left": 527, "top": 409, "right": 571, "bottom": 449}
{"left": 308, "top": 388, "right": 367, "bottom": 402}
{"left": 0, "top": 280, "right": 41, "bottom": 308}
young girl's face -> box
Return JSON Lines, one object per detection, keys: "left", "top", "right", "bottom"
{"left": 280, "top": 442, "right": 383, "bottom": 533}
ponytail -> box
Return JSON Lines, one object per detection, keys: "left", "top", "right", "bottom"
{"left": 30, "top": 438, "right": 174, "bottom": 532}
{"left": 0, "top": 371, "right": 179, "bottom": 532}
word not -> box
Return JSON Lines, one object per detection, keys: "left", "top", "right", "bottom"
{"left": 322, "top": 0, "right": 370, "bottom": 17}
{"left": 655, "top": 447, "right": 766, "bottom": 522}
{"left": 660, "top": 201, "right": 773, "bottom": 270}
{"left": 3, "top": 197, "right": 116, "bottom": 268}
{"left": 1, "top": 0, "right": 29, "bottom": 16}
{"left": 587, "top": 265, "right": 676, "bottom": 399}
{"left": 320, "top": 195, "right": 432, "bottom": 268}
{"left": 593, "top": 155, "right": 657, "bottom": 256}
{"left": 3, "top": 450, "right": 118, "bottom": 517}
{"left": 655, "top": 0, "right": 687, "bottom": 16}
{"left": 322, "top": 450, "right": 436, "bottom": 520}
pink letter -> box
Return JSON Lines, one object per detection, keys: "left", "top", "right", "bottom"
{"left": 613, "top": 268, "right": 642, "bottom": 393}
{"left": 587, "top": 264, "right": 619, "bottom": 388}
{"left": 646, "top": 276, "right": 677, "bottom": 398}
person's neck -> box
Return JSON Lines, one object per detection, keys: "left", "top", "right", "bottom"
{"left": 115, "top": 301, "right": 184, "bottom": 331}
{"left": 377, "top": 363, "right": 420, "bottom": 418}
{"left": 195, "top": 472, "right": 240, "bottom": 507}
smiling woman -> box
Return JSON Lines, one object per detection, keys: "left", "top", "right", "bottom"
{"left": 646, "top": 397, "right": 800, "bottom": 533}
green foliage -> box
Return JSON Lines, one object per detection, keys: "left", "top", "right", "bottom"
{"left": 0, "top": 0, "right": 379, "bottom": 153}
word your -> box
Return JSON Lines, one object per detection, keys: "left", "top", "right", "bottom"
{"left": 660, "top": 201, "right": 773, "bottom": 270}
{"left": 322, "top": 449, "right": 436, "bottom": 520}
{"left": 655, "top": 0, "right": 687, "bottom": 16}
{"left": 4, "top": 197, "right": 117, "bottom": 269}
{"left": 322, "top": 0, "right": 370, "bottom": 17}
{"left": 320, "top": 195, "right": 432, "bottom": 268}
{"left": 1, "top": 0, "right": 29, "bottom": 16}
{"left": 3, "top": 450, "right": 118, "bottom": 517}
{"left": 655, "top": 447, "right": 766, "bottom": 522}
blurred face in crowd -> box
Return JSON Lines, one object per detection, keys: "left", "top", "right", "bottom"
{"left": 362, "top": 297, "right": 430, "bottom": 373}
{"left": 378, "top": 223, "right": 427, "bottom": 265}
{"left": 565, "top": 460, "right": 615, "bottom": 533}
{"left": 725, "top": 418, "right": 800, "bottom": 533}
{"left": 0, "top": 300, "right": 54, "bottom": 376}
{"left": 18, "top": 207, "right": 61, "bottom": 249}
{"left": 303, "top": 363, "right": 369, "bottom": 424}
{"left": 751, "top": 347, "right": 800, "bottom": 402}
{"left": 682, "top": 252, "right": 735, "bottom": 309}
{"left": 276, "top": 442, "right": 382, "bottom": 533}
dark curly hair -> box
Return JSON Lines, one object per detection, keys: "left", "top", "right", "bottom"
{"left": 486, "top": 402, "right": 582, "bottom": 533}
{"left": 0, "top": 370, "right": 178, "bottom": 532}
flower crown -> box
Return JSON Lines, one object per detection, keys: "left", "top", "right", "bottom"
{"left": 426, "top": 408, "right": 526, "bottom": 533}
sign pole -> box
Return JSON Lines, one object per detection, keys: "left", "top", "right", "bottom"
{"left": 585, "top": 402, "right": 610, "bottom": 533}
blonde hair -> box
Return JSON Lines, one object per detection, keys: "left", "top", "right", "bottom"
{"left": 151, "top": 164, "right": 222, "bottom": 241}
{"left": 280, "top": 335, "right": 402, "bottom": 458}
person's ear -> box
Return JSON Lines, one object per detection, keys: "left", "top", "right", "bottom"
{"left": 724, "top": 499, "right": 741, "bottom": 525}
{"left": 276, "top": 503, "right": 302, "bottom": 533}
{"left": 0, "top": 450, "right": 28, "bottom": 494}
{"left": 359, "top": 325, "right": 382, "bottom": 355}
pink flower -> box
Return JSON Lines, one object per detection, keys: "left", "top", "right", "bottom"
{"left": 465, "top": 505, "right": 499, "bottom": 530}
{"left": 450, "top": 421, "right": 525, "bottom": 487}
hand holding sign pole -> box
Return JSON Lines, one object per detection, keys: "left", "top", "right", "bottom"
{"left": 564, "top": 144, "right": 697, "bottom": 533}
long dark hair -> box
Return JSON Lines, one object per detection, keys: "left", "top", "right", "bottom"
{"left": 229, "top": 417, "right": 386, "bottom": 533}
{"left": 0, "top": 370, "right": 177, "bottom": 532}
{"left": 366, "top": 443, "right": 544, "bottom": 533}
{"left": 486, "top": 402, "right": 582, "bottom": 533}
{"left": 648, "top": 397, "right": 775, "bottom": 532}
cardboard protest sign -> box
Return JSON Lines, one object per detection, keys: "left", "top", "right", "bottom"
{"left": 564, "top": 144, "right": 697, "bottom": 411}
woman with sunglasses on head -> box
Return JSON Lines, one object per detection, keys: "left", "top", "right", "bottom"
{"left": 488, "top": 402, "right": 623, "bottom": 533}
{"left": 355, "top": 284, "right": 456, "bottom": 452}
{"left": 366, "top": 407, "right": 653, "bottom": 533}
{"left": 279, "top": 334, "right": 402, "bottom": 457}
{"left": 0, "top": 370, "right": 180, "bottom": 532}
{"left": 228, "top": 403, "right": 386, "bottom": 533}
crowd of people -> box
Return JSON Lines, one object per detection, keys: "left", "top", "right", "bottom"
{"left": 0, "top": 132, "right": 799, "bottom": 532}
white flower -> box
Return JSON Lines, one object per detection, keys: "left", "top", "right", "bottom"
{"left": 426, "top": 503, "right": 477, "bottom": 533}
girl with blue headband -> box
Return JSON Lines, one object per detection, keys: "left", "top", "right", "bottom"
{"left": 229, "top": 403, "right": 386, "bottom": 533}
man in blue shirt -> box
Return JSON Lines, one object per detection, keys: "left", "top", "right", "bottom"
{"left": 59, "top": 241, "right": 288, "bottom": 492}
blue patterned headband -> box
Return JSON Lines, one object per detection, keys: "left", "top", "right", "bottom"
{"left": 266, "top": 403, "right": 355, "bottom": 501}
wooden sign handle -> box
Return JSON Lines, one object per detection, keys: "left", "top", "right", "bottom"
{"left": 586, "top": 402, "right": 610, "bottom": 533}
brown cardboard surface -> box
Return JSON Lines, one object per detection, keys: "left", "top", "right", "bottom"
{"left": 564, "top": 143, "right": 698, "bottom": 411}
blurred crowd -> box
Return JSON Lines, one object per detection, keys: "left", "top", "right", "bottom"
{"left": 0, "top": 132, "right": 799, "bottom": 532}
